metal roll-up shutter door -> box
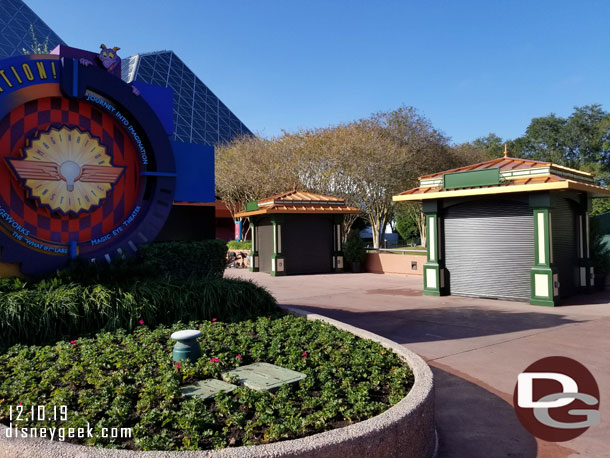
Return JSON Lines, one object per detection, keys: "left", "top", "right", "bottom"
{"left": 444, "top": 200, "right": 534, "bottom": 301}
{"left": 552, "top": 198, "right": 577, "bottom": 297}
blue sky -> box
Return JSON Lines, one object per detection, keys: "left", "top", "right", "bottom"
{"left": 27, "top": 0, "right": 610, "bottom": 145}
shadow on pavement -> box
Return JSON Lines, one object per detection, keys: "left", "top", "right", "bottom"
{"left": 561, "top": 289, "right": 610, "bottom": 305}
{"left": 286, "top": 304, "right": 580, "bottom": 345}
{"left": 431, "top": 365, "right": 538, "bottom": 458}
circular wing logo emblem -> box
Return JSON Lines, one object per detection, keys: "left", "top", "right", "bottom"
{"left": 6, "top": 126, "right": 125, "bottom": 214}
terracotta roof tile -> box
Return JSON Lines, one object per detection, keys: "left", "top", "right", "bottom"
{"left": 420, "top": 157, "right": 557, "bottom": 179}
{"left": 236, "top": 190, "right": 360, "bottom": 217}
{"left": 259, "top": 190, "right": 343, "bottom": 204}
{"left": 399, "top": 174, "right": 567, "bottom": 196}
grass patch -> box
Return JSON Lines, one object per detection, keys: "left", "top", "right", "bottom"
{"left": 0, "top": 239, "right": 279, "bottom": 350}
{"left": 0, "top": 315, "right": 413, "bottom": 451}
{"left": 0, "top": 277, "right": 277, "bottom": 351}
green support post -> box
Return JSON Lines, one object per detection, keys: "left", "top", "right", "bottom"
{"left": 577, "top": 196, "right": 594, "bottom": 292}
{"left": 270, "top": 218, "right": 286, "bottom": 276}
{"left": 422, "top": 200, "right": 447, "bottom": 296}
{"left": 530, "top": 207, "right": 559, "bottom": 306}
{"left": 249, "top": 219, "right": 259, "bottom": 272}
{"left": 333, "top": 217, "right": 344, "bottom": 272}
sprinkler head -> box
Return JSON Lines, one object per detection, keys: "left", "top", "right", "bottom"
{"left": 170, "top": 329, "right": 203, "bottom": 362}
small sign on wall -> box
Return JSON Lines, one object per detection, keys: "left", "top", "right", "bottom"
{"left": 234, "top": 220, "right": 242, "bottom": 241}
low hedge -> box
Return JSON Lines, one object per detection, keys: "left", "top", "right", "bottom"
{"left": 0, "top": 277, "right": 277, "bottom": 351}
{"left": 57, "top": 239, "right": 228, "bottom": 285}
{"left": 137, "top": 240, "right": 228, "bottom": 280}
{"left": 227, "top": 240, "right": 252, "bottom": 251}
{"left": 0, "top": 315, "right": 413, "bottom": 451}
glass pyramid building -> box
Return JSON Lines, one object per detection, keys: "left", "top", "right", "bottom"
{"left": 122, "top": 51, "right": 252, "bottom": 146}
{"left": 0, "top": 0, "right": 65, "bottom": 58}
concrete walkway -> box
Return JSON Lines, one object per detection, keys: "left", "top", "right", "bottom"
{"left": 226, "top": 270, "right": 610, "bottom": 458}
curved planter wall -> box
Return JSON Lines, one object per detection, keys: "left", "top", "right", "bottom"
{"left": 0, "top": 306, "right": 436, "bottom": 458}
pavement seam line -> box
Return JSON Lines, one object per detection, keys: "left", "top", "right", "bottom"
{"left": 429, "top": 320, "right": 585, "bottom": 362}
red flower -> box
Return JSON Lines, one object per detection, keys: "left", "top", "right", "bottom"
{"left": 210, "top": 357, "right": 220, "bottom": 363}
{"left": 236, "top": 354, "right": 242, "bottom": 359}
{"left": 139, "top": 319, "right": 144, "bottom": 325}
{"left": 212, "top": 318, "right": 217, "bottom": 322}
{"left": 70, "top": 340, "right": 77, "bottom": 345}
{"left": 175, "top": 362, "right": 181, "bottom": 368}
{"left": 302, "top": 352, "right": 308, "bottom": 357}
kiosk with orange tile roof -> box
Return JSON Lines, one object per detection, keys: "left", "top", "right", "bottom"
{"left": 393, "top": 148, "right": 610, "bottom": 306}
{"left": 236, "top": 190, "right": 359, "bottom": 275}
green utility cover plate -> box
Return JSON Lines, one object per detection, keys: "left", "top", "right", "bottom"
{"left": 222, "top": 362, "right": 306, "bottom": 392}
{"left": 180, "top": 379, "right": 237, "bottom": 400}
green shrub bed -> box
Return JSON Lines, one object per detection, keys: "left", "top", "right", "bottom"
{"left": 57, "top": 239, "right": 229, "bottom": 285}
{"left": 227, "top": 240, "right": 252, "bottom": 251}
{"left": 0, "top": 315, "right": 413, "bottom": 451}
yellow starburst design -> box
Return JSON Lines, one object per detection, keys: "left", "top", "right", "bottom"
{"left": 7, "top": 127, "right": 125, "bottom": 214}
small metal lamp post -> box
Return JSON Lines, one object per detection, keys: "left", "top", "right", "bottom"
{"left": 170, "top": 329, "right": 203, "bottom": 362}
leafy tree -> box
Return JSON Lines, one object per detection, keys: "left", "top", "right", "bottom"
{"left": 511, "top": 105, "right": 610, "bottom": 184}
{"left": 279, "top": 127, "right": 366, "bottom": 239}
{"left": 590, "top": 218, "right": 610, "bottom": 278}
{"left": 464, "top": 105, "right": 610, "bottom": 215}
{"left": 215, "top": 134, "right": 298, "bottom": 239}
{"left": 591, "top": 199, "right": 610, "bottom": 216}
{"left": 395, "top": 143, "right": 487, "bottom": 246}
{"left": 449, "top": 142, "right": 494, "bottom": 165}
{"left": 470, "top": 133, "right": 505, "bottom": 158}
{"left": 217, "top": 106, "right": 461, "bottom": 247}
{"left": 217, "top": 106, "right": 490, "bottom": 248}
{"left": 338, "top": 107, "right": 451, "bottom": 248}
{"left": 518, "top": 114, "right": 567, "bottom": 162}
{"left": 395, "top": 203, "right": 419, "bottom": 244}
{"left": 21, "top": 25, "right": 50, "bottom": 55}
